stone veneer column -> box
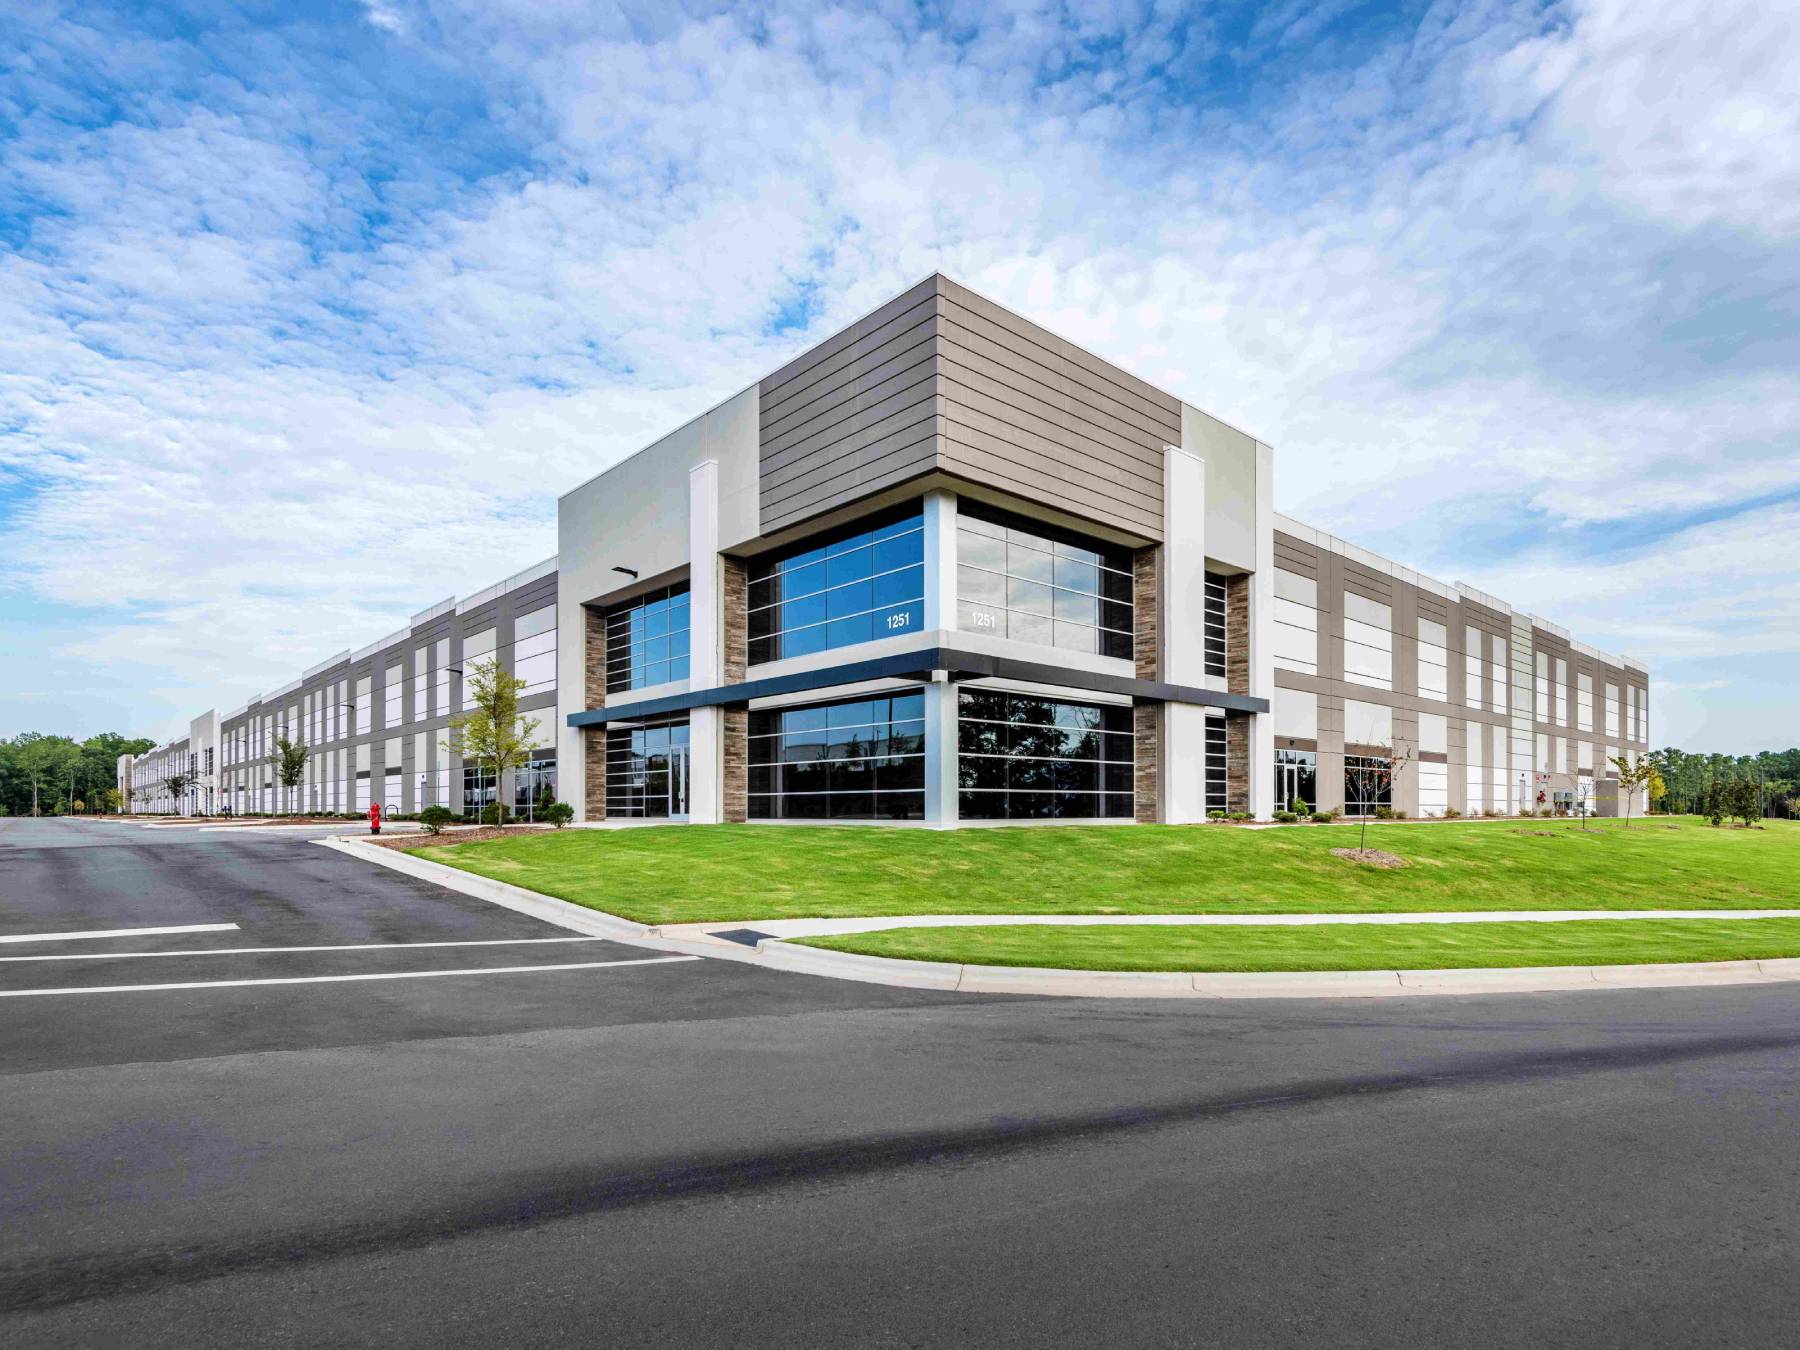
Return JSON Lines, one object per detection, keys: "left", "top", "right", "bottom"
{"left": 1133, "top": 546, "right": 1160, "bottom": 823}
{"left": 721, "top": 556, "right": 748, "bottom": 823}
{"left": 582, "top": 604, "right": 606, "bottom": 822}
{"left": 1226, "top": 713, "right": 1249, "bottom": 812}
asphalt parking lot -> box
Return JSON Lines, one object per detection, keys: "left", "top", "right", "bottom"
{"left": 6, "top": 816, "right": 1800, "bottom": 1348}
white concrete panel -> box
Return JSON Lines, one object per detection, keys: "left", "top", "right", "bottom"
{"left": 1274, "top": 688, "right": 1318, "bottom": 741}
{"left": 1183, "top": 403, "right": 1258, "bottom": 572}
{"left": 1248, "top": 439, "right": 1276, "bottom": 819}
{"left": 1344, "top": 699, "right": 1393, "bottom": 748}
{"left": 555, "top": 385, "right": 759, "bottom": 821}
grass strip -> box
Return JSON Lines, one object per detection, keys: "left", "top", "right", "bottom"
{"left": 793, "top": 917, "right": 1800, "bottom": 973}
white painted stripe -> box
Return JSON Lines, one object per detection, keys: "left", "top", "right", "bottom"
{"left": 0, "top": 923, "right": 240, "bottom": 945}
{"left": 0, "top": 937, "right": 610, "bottom": 963}
{"left": 0, "top": 956, "right": 701, "bottom": 998}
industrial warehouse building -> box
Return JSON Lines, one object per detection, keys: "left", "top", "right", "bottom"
{"left": 119, "top": 275, "right": 1651, "bottom": 825}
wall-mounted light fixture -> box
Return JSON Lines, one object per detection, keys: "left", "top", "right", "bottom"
{"left": 612, "top": 566, "right": 639, "bottom": 580}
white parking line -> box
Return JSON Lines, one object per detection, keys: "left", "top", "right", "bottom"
{"left": 0, "top": 923, "right": 239, "bottom": 945}
{"left": 0, "top": 955, "right": 701, "bottom": 997}
{"left": 0, "top": 937, "right": 611, "bottom": 963}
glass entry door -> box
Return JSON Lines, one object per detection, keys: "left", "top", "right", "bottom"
{"left": 1276, "top": 749, "right": 1317, "bottom": 812}
{"left": 605, "top": 716, "right": 691, "bottom": 819}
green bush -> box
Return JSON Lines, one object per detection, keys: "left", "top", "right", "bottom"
{"left": 1207, "top": 809, "right": 1226, "bottom": 821}
{"left": 1227, "top": 811, "right": 1252, "bottom": 822}
{"left": 480, "top": 802, "right": 510, "bottom": 826}
{"left": 1273, "top": 810, "right": 1297, "bottom": 823}
{"left": 1373, "top": 805, "right": 1394, "bottom": 820}
{"left": 419, "top": 805, "right": 453, "bottom": 835}
{"left": 1443, "top": 807, "right": 1461, "bottom": 819}
{"left": 543, "top": 801, "right": 574, "bottom": 829}
{"left": 1311, "top": 810, "right": 1336, "bottom": 823}
{"left": 1287, "top": 797, "right": 1308, "bottom": 816}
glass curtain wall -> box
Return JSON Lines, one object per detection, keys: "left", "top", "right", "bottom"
{"left": 606, "top": 586, "right": 690, "bottom": 692}
{"left": 748, "top": 693, "right": 925, "bottom": 820}
{"left": 1344, "top": 755, "right": 1393, "bottom": 815}
{"left": 958, "top": 690, "right": 1133, "bottom": 820}
{"left": 1205, "top": 717, "right": 1228, "bottom": 814}
{"left": 956, "top": 507, "right": 1132, "bottom": 658}
{"left": 748, "top": 510, "right": 924, "bottom": 665}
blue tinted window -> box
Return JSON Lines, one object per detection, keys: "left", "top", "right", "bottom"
{"left": 748, "top": 506, "right": 924, "bottom": 665}
{"left": 605, "top": 584, "right": 692, "bottom": 693}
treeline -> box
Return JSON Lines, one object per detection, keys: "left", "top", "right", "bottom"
{"left": 1648, "top": 747, "right": 1798, "bottom": 819}
{"left": 0, "top": 732, "right": 156, "bottom": 817}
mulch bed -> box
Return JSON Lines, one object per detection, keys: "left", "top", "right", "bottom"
{"left": 366, "top": 826, "right": 553, "bottom": 851}
{"left": 1329, "top": 847, "right": 1409, "bottom": 869}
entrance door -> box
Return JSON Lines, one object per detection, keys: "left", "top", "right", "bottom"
{"left": 667, "top": 742, "right": 689, "bottom": 819}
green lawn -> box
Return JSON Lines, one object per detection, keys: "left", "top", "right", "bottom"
{"left": 793, "top": 917, "right": 1800, "bottom": 972}
{"left": 415, "top": 816, "right": 1800, "bottom": 926}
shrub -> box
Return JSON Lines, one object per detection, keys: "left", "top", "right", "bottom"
{"left": 419, "top": 805, "right": 453, "bottom": 835}
{"left": 480, "top": 802, "right": 510, "bottom": 826}
{"left": 1392, "top": 809, "right": 1409, "bottom": 820}
{"left": 1227, "top": 811, "right": 1252, "bottom": 822}
{"left": 1311, "top": 810, "right": 1336, "bottom": 823}
{"left": 543, "top": 801, "right": 574, "bottom": 829}
{"left": 1443, "top": 807, "right": 1461, "bottom": 819}
{"left": 1287, "top": 797, "right": 1309, "bottom": 816}
{"left": 1207, "top": 809, "right": 1227, "bottom": 821}
{"left": 1373, "top": 805, "right": 1394, "bottom": 820}
{"left": 1273, "top": 810, "right": 1297, "bottom": 823}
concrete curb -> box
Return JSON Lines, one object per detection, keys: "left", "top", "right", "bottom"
{"left": 317, "top": 837, "right": 657, "bottom": 943}
{"left": 319, "top": 838, "right": 1800, "bottom": 1001}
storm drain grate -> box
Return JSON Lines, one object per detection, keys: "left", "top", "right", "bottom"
{"left": 708, "top": 928, "right": 779, "bottom": 948}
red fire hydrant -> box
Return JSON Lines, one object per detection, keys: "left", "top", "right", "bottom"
{"left": 369, "top": 801, "right": 382, "bottom": 836}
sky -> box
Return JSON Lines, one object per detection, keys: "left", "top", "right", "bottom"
{"left": 1, "top": 0, "right": 1795, "bottom": 753}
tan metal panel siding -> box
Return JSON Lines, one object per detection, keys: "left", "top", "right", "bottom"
{"left": 935, "top": 279, "right": 1174, "bottom": 540}
{"left": 756, "top": 276, "right": 1177, "bottom": 540}
{"left": 758, "top": 281, "right": 942, "bottom": 533}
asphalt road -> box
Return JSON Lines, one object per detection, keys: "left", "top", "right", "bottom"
{"left": 5, "top": 816, "right": 1799, "bottom": 1348}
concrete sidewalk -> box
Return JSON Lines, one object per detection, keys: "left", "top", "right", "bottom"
{"left": 653, "top": 909, "right": 1800, "bottom": 943}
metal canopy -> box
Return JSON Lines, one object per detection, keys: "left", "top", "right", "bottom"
{"left": 566, "top": 645, "right": 1269, "bottom": 728}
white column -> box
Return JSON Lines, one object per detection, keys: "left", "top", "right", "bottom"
{"left": 923, "top": 673, "right": 958, "bottom": 828}
{"left": 921, "top": 491, "right": 959, "bottom": 827}
{"left": 922, "top": 488, "right": 957, "bottom": 636}
{"left": 687, "top": 460, "right": 722, "bottom": 824}
{"left": 1162, "top": 447, "right": 1209, "bottom": 824}
{"left": 1248, "top": 439, "right": 1277, "bottom": 820}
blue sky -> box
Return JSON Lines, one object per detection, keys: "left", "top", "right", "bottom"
{"left": 2, "top": 0, "right": 1795, "bottom": 751}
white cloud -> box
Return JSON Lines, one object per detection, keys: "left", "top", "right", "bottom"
{"left": 1, "top": 0, "right": 1795, "bottom": 752}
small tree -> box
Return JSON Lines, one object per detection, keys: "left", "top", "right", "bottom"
{"left": 419, "top": 805, "right": 453, "bottom": 835}
{"left": 446, "top": 657, "right": 539, "bottom": 831}
{"left": 1725, "top": 776, "right": 1760, "bottom": 829}
{"left": 1347, "top": 746, "right": 1415, "bottom": 854}
{"left": 273, "top": 737, "right": 309, "bottom": 816}
{"left": 162, "top": 772, "right": 191, "bottom": 814}
{"left": 1609, "top": 754, "right": 1654, "bottom": 829}
{"left": 1646, "top": 765, "right": 1667, "bottom": 815}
